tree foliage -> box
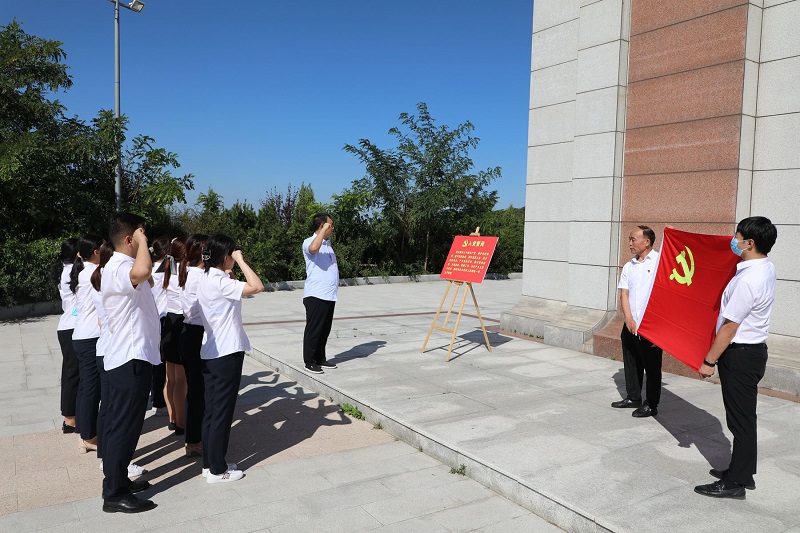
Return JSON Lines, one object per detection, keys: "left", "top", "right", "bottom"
{"left": 1, "top": 21, "right": 522, "bottom": 308}
{"left": 342, "top": 102, "right": 501, "bottom": 274}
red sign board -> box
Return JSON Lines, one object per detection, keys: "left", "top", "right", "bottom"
{"left": 440, "top": 236, "right": 499, "bottom": 283}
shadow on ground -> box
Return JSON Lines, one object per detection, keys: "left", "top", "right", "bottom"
{"left": 134, "top": 369, "right": 352, "bottom": 497}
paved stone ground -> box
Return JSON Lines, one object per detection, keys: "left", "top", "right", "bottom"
{"left": 0, "top": 312, "right": 561, "bottom": 532}
{"left": 241, "top": 279, "right": 800, "bottom": 533}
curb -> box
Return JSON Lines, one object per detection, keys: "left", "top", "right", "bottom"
{"left": 248, "top": 346, "right": 619, "bottom": 533}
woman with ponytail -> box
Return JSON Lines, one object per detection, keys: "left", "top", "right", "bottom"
{"left": 149, "top": 237, "right": 170, "bottom": 417}
{"left": 197, "top": 234, "right": 263, "bottom": 483}
{"left": 71, "top": 235, "right": 105, "bottom": 453}
{"left": 179, "top": 234, "right": 208, "bottom": 457}
{"left": 161, "top": 237, "right": 187, "bottom": 435}
{"left": 52, "top": 238, "right": 79, "bottom": 433}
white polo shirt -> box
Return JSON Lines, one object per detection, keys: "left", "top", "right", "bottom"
{"left": 57, "top": 264, "right": 78, "bottom": 331}
{"left": 181, "top": 266, "right": 204, "bottom": 326}
{"left": 91, "top": 287, "right": 110, "bottom": 358}
{"left": 197, "top": 267, "right": 248, "bottom": 359}
{"left": 73, "top": 263, "right": 101, "bottom": 340}
{"left": 302, "top": 235, "right": 339, "bottom": 301}
{"left": 151, "top": 264, "right": 168, "bottom": 319}
{"left": 618, "top": 249, "right": 660, "bottom": 325}
{"left": 166, "top": 273, "right": 182, "bottom": 315}
{"left": 717, "top": 257, "right": 776, "bottom": 344}
{"left": 101, "top": 252, "right": 161, "bottom": 370}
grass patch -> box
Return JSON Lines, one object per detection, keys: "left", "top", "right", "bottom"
{"left": 341, "top": 403, "right": 365, "bottom": 420}
{"left": 450, "top": 464, "right": 466, "bottom": 476}
{"left": 373, "top": 421, "right": 383, "bottom": 430}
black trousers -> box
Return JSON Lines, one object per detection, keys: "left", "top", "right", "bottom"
{"left": 58, "top": 329, "right": 79, "bottom": 418}
{"left": 201, "top": 352, "right": 244, "bottom": 475}
{"left": 73, "top": 337, "right": 100, "bottom": 441}
{"left": 718, "top": 343, "right": 768, "bottom": 487}
{"left": 96, "top": 355, "right": 109, "bottom": 460}
{"left": 180, "top": 323, "right": 206, "bottom": 444}
{"left": 303, "top": 297, "right": 336, "bottom": 366}
{"left": 102, "top": 359, "right": 152, "bottom": 500}
{"left": 620, "top": 325, "right": 663, "bottom": 407}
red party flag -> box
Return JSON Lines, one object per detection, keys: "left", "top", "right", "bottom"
{"left": 637, "top": 228, "right": 740, "bottom": 371}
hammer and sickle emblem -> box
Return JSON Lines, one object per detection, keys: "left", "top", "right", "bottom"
{"left": 669, "top": 246, "right": 694, "bottom": 286}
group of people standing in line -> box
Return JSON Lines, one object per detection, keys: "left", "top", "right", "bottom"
{"left": 54, "top": 212, "right": 267, "bottom": 513}
{"left": 612, "top": 216, "right": 777, "bottom": 500}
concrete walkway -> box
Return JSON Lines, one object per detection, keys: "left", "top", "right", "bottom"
{"left": 243, "top": 279, "right": 800, "bottom": 533}
{"left": 0, "top": 307, "right": 559, "bottom": 531}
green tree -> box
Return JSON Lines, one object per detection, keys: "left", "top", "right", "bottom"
{"left": 0, "top": 20, "right": 195, "bottom": 306}
{"left": 343, "top": 102, "right": 500, "bottom": 274}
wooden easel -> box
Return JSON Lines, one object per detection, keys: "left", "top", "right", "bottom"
{"left": 420, "top": 279, "right": 492, "bottom": 362}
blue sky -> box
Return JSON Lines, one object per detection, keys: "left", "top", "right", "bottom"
{"left": 4, "top": 1, "right": 533, "bottom": 210}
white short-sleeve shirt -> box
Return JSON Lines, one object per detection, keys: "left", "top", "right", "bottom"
{"left": 101, "top": 252, "right": 161, "bottom": 370}
{"left": 302, "top": 235, "right": 339, "bottom": 301}
{"left": 618, "top": 249, "right": 660, "bottom": 325}
{"left": 73, "top": 263, "right": 101, "bottom": 340}
{"left": 91, "top": 287, "right": 110, "bottom": 358}
{"left": 181, "top": 266, "right": 204, "bottom": 325}
{"left": 151, "top": 264, "right": 168, "bottom": 318}
{"left": 57, "top": 264, "right": 78, "bottom": 331}
{"left": 198, "top": 268, "right": 248, "bottom": 359}
{"left": 717, "top": 257, "right": 776, "bottom": 344}
{"left": 166, "top": 272, "right": 182, "bottom": 315}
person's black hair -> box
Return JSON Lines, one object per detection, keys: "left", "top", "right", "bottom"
{"left": 150, "top": 236, "right": 170, "bottom": 262}
{"left": 109, "top": 212, "right": 145, "bottom": 247}
{"left": 311, "top": 213, "right": 331, "bottom": 232}
{"left": 638, "top": 225, "right": 656, "bottom": 248}
{"left": 203, "top": 234, "right": 236, "bottom": 273}
{"left": 69, "top": 234, "right": 105, "bottom": 294}
{"left": 180, "top": 234, "right": 209, "bottom": 287}
{"left": 50, "top": 238, "right": 78, "bottom": 289}
{"left": 90, "top": 242, "right": 114, "bottom": 292}
{"left": 737, "top": 216, "right": 777, "bottom": 255}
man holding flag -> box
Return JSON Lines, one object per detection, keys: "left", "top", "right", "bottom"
{"left": 611, "top": 226, "right": 663, "bottom": 418}
{"left": 694, "top": 216, "right": 777, "bottom": 500}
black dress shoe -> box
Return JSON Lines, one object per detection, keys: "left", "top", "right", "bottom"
{"left": 128, "top": 479, "right": 151, "bottom": 493}
{"left": 632, "top": 404, "right": 657, "bottom": 417}
{"left": 103, "top": 494, "right": 157, "bottom": 513}
{"left": 611, "top": 398, "right": 641, "bottom": 409}
{"left": 61, "top": 421, "right": 76, "bottom": 434}
{"left": 694, "top": 479, "right": 745, "bottom": 499}
{"left": 710, "top": 468, "right": 755, "bottom": 490}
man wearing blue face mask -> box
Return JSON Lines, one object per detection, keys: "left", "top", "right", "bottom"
{"left": 695, "top": 216, "right": 777, "bottom": 500}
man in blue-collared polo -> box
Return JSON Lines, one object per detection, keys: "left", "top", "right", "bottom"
{"left": 301, "top": 213, "right": 339, "bottom": 374}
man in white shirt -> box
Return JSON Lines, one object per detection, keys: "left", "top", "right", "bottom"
{"left": 611, "top": 226, "right": 663, "bottom": 418}
{"left": 302, "top": 214, "right": 339, "bottom": 374}
{"left": 695, "top": 216, "right": 777, "bottom": 500}
{"left": 100, "top": 213, "right": 161, "bottom": 514}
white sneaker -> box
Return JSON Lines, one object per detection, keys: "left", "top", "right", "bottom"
{"left": 206, "top": 468, "right": 244, "bottom": 484}
{"left": 202, "top": 463, "right": 237, "bottom": 477}
{"left": 99, "top": 460, "right": 146, "bottom": 478}
{"left": 128, "top": 463, "right": 147, "bottom": 477}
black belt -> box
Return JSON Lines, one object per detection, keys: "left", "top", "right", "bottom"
{"left": 727, "top": 342, "right": 766, "bottom": 350}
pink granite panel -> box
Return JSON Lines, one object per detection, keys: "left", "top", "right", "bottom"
{"left": 627, "top": 61, "right": 745, "bottom": 129}
{"left": 621, "top": 171, "right": 739, "bottom": 223}
{"left": 624, "top": 116, "right": 741, "bottom": 176}
{"left": 629, "top": 6, "right": 747, "bottom": 82}
{"left": 631, "top": 0, "right": 747, "bottom": 36}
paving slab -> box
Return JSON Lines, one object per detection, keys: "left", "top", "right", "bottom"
{"left": 244, "top": 278, "right": 800, "bottom": 533}
{"left": 0, "top": 307, "right": 553, "bottom": 532}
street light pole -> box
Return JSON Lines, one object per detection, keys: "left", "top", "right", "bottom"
{"left": 110, "top": 0, "right": 145, "bottom": 212}
{"left": 114, "top": 0, "right": 121, "bottom": 211}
